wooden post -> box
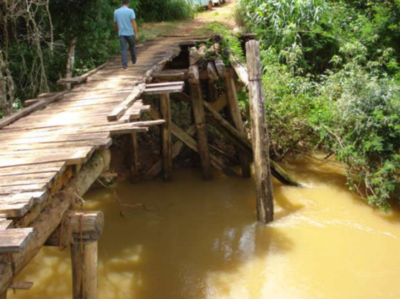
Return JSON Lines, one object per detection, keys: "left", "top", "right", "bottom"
{"left": 129, "top": 133, "right": 139, "bottom": 183}
{"left": 160, "top": 93, "right": 172, "bottom": 180}
{"left": 225, "top": 68, "right": 251, "bottom": 178}
{"left": 71, "top": 241, "right": 98, "bottom": 299}
{"left": 246, "top": 40, "right": 274, "bottom": 223}
{"left": 0, "top": 291, "right": 6, "bottom": 299}
{"left": 189, "top": 64, "right": 212, "bottom": 180}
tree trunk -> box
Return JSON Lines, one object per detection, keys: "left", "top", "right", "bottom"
{"left": 66, "top": 38, "right": 77, "bottom": 90}
{"left": 0, "top": 49, "right": 14, "bottom": 116}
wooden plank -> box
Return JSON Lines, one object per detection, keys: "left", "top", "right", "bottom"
{"left": 0, "top": 91, "right": 67, "bottom": 129}
{"left": 0, "top": 148, "right": 93, "bottom": 168}
{"left": 0, "top": 162, "right": 66, "bottom": 177}
{"left": 0, "top": 219, "right": 12, "bottom": 230}
{"left": 152, "top": 70, "right": 188, "bottom": 81}
{"left": 0, "top": 147, "right": 93, "bottom": 157}
{"left": 0, "top": 192, "right": 47, "bottom": 217}
{"left": 0, "top": 172, "right": 57, "bottom": 188}
{"left": 0, "top": 228, "right": 34, "bottom": 253}
{"left": 1, "top": 132, "right": 110, "bottom": 145}
{"left": 0, "top": 183, "right": 47, "bottom": 194}
{"left": 160, "top": 94, "right": 172, "bottom": 180}
{"left": 146, "top": 81, "right": 184, "bottom": 88}
{"left": 143, "top": 85, "right": 184, "bottom": 95}
{"left": 107, "top": 83, "right": 146, "bottom": 121}
{"left": 0, "top": 139, "right": 112, "bottom": 151}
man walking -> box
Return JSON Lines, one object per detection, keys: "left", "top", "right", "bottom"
{"left": 114, "top": 0, "right": 139, "bottom": 69}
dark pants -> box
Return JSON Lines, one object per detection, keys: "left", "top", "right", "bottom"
{"left": 120, "top": 35, "right": 136, "bottom": 67}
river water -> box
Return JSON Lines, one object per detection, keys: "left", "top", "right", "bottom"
{"left": 9, "top": 156, "right": 400, "bottom": 299}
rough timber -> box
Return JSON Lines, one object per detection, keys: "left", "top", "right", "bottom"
{"left": 0, "top": 37, "right": 194, "bottom": 295}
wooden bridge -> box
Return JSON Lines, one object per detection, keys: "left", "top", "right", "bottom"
{"left": 0, "top": 36, "right": 298, "bottom": 298}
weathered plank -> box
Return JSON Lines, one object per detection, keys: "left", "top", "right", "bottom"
{"left": 0, "top": 162, "right": 66, "bottom": 177}
{"left": 0, "top": 147, "right": 93, "bottom": 168}
{"left": 0, "top": 228, "right": 34, "bottom": 253}
{"left": 0, "top": 219, "right": 12, "bottom": 230}
{"left": 0, "top": 192, "right": 47, "bottom": 217}
{"left": 143, "top": 85, "right": 184, "bottom": 95}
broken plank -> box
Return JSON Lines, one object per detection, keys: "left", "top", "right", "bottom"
{"left": 0, "top": 228, "right": 34, "bottom": 253}
{"left": 146, "top": 81, "right": 184, "bottom": 88}
{"left": 107, "top": 83, "right": 146, "bottom": 121}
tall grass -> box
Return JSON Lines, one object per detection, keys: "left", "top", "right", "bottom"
{"left": 138, "top": 0, "right": 195, "bottom": 22}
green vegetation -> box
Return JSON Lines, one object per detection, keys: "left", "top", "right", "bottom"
{"left": 237, "top": 0, "right": 400, "bottom": 210}
{"left": 0, "top": 0, "right": 194, "bottom": 117}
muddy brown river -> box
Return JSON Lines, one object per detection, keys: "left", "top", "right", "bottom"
{"left": 9, "top": 156, "right": 400, "bottom": 299}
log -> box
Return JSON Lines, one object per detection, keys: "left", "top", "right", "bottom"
{"left": 0, "top": 150, "right": 111, "bottom": 294}
{"left": 160, "top": 94, "right": 172, "bottom": 180}
{"left": 225, "top": 68, "right": 251, "bottom": 178}
{"left": 71, "top": 241, "right": 98, "bottom": 299}
{"left": 246, "top": 40, "right": 274, "bottom": 223}
{"left": 189, "top": 64, "right": 212, "bottom": 180}
{"left": 45, "top": 211, "right": 104, "bottom": 246}
{"left": 207, "top": 63, "right": 219, "bottom": 81}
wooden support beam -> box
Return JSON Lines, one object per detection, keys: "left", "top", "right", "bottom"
{"left": 225, "top": 68, "right": 251, "bottom": 178}
{"left": 160, "top": 94, "right": 172, "bottom": 180}
{"left": 229, "top": 54, "right": 249, "bottom": 87}
{"left": 45, "top": 211, "right": 104, "bottom": 246}
{"left": 246, "top": 40, "right": 274, "bottom": 223}
{"left": 0, "top": 150, "right": 111, "bottom": 294}
{"left": 0, "top": 91, "right": 67, "bottom": 129}
{"left": 71, "top": 241, "right": 98, "bottom": 299}
{"left": 129, "top": 133, "right": 139, "bottom": 183}
{"left": 189, "top": 64, "right": 212, "bottom": 180}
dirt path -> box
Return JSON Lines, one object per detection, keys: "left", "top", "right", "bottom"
{"left": 140, "top": 0, "right": 238, "bottom": 40}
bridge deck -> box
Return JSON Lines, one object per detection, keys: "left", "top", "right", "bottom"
{"left": 0, "top": 37, "right": 193, "bottom": 250}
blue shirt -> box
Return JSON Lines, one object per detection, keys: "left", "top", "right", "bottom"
{"left": 114, "top": 6, "right": 136, "bottom": 36}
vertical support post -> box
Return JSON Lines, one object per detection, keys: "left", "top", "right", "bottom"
{"left": 225, "top": 68, "right": 251, "bottom": 178}
{"left": 0, "top": 291, "right": 7, "bottom": 299}
{"left": 129, "top": 132, "right": 139, "bottom": 183}
{"left": 71, "top": 241, "right": 98, "bottom": 299}
{"left": 245, "top": 40, "right": 274, "bottom": 223}
{"left": 160, "top": 93, "right": 172, "bottom": 180}
{"left": 189, "top": 64, "right": 212, "bottom": 180}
